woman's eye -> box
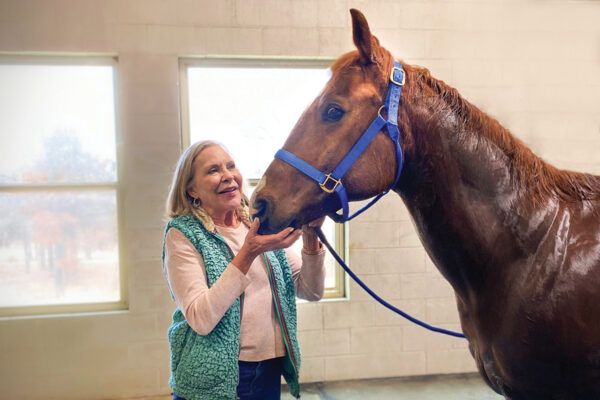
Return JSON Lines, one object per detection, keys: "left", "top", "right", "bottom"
{"left": 322, "top": 104, "right": 345, "bottom": 122}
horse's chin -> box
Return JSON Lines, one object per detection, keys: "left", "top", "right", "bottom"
{"left": 256, "top": 214, "right": 301, "bottom": 235}
{"left": 252, "top": 193, "right": 340, "bottom": 235}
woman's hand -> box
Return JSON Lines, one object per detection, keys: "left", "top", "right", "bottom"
{"left": 301, "top": 217, "right": 325, "bottom": 254}
{"left": 245, "top": 218, "right": 301, "bottom": 256}
{"left": 232, "top": 219, "right": 302, "bottom": 274}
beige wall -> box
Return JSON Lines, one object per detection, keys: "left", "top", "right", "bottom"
{"left": 1, "top": 1, "right": 599, "bottom": 399}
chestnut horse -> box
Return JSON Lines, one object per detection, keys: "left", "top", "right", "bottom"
{"left": 251, "top": 8, "right": 600, "bottom": 400}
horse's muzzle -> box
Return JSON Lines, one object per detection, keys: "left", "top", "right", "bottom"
{"left": 251, "top": 196, "right": 296, "bottom": 235}
{"left": 251, "top": 197, "right": 271, "bottom": 234}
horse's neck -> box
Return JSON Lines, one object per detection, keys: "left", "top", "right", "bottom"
{"left": 400, "top": 119, "right": 558, "bottom": 302}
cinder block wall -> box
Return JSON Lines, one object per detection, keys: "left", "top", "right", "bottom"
{"left": 0, "top": 1, "right": 598, "bottom": 399}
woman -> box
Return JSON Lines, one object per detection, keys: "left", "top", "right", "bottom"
{"left": 163, "top": 140, "right": 326, "bottom": 400}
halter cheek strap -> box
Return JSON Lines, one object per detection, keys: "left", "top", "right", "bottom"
{"left": 275, "top": 61, "right": 405, "bottom": 223}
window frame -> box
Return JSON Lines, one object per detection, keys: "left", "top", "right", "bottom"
{"left": 0, "top": 54, "right": 127, "bottom": 317}
{"left": 179, "top": 56, "right": 347, "bottom": 299}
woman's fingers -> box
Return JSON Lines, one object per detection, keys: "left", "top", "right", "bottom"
{"left": 280, "top": 228, "right": 301, "bottom": 246}
{"left": 274, "top": 227, "right": 295, "bottom": 241}
{"left": 244, "top": 223, "right": 301, "bottom": 255}
{"left": 249, "top": 218, "right": 260, "bottom": 234}
{"left": 240, "top": 220, "right": 300, "bottom": 266}
{"left": 259, "top": 227, "right": 300, "bottom": 251}
{"left": 275, "top": 233, "right": 300, "bottom": 250}
{"left": 265, "top": 227, "right": 297, "bottom": 247}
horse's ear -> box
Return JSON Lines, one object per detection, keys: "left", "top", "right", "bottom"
{"left": 350, "top": 9, "right": 378, "bottom": 65}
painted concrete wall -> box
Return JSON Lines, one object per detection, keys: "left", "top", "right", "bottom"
{"left": 0, "top": 1, "right": 598, "bottom": 399}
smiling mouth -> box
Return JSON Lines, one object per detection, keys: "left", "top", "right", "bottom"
{"left": 219, "top": 187, "right": 237, "bottom": 194}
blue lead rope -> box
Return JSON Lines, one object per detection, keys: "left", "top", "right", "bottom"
{"left": 313, "top": 226, "right": 467, "bottom": 339}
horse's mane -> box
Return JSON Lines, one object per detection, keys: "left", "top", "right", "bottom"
{"left": 410, "top": 64, "right": 600, "bottom": 204}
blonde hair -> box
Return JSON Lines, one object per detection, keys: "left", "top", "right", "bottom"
{"left": 165, "top": 140, "right": 251, "bottom": 231}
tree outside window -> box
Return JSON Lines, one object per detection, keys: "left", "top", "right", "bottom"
{"left": 0, "top": 60, "right": 122, "bottom": 315}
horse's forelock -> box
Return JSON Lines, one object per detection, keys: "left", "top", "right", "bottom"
{"left": 330, "top": 52, "right": 359, "bottom": 74}
{"left": 330, "top": 50, "right": 393, "bottom": 95}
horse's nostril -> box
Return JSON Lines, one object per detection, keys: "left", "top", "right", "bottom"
{"left": 252, "top": 198, "right": 272, "bottom": 234}
{"left": 252, "top": 198, "right": 268, "bottom": 219}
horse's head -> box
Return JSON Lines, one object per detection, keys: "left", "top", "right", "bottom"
{"left": 252, "top": 9, "right": 409, "bottom": 234}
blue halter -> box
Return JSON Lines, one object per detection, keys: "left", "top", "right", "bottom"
{"left": 275, "top": 61, "right": 406, "bottom": 223}
{"left": 274, "top": 62, "right": 467, "bottom": 339}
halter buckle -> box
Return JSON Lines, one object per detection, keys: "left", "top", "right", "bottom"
{"left": 390, "top": 66, "right": 405, "bottom": 86}
{"left": 319, "top": 174, "right": 341, "bottom": 193}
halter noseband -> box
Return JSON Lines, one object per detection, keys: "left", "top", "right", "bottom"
{"left": 275, "top": 61, "right": 405, "bottom": 223}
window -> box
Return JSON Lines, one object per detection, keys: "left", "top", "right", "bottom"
{"left": 180, "top": 57, "right": 346, "bottom": 298}
{"left": 0, "top": 56, "right": 124, "bottom": 316}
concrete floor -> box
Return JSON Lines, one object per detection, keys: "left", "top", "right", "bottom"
{"left": 137, "top": 373, "right": 504, "bottom": 400}
{"left": 281, "top": 373, "right": 504, "bottom": 400}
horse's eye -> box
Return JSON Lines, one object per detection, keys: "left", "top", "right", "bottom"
{"left": 322, "top": 104, "right": 345, "bottom": 122}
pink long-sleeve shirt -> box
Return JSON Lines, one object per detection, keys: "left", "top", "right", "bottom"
{"left": 163, "top": 223, "right": 326, "bottom": 362}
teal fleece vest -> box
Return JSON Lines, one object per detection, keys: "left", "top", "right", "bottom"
{"left": 162, "top": 214, "right": 301, "bottom": 400}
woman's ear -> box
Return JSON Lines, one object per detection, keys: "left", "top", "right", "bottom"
{"left": 187, "top": 187, "right": 197, "bottom": 200}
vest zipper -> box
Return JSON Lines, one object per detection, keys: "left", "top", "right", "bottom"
{"left": 262, "top": 254, "right": 298, "bottom": 376}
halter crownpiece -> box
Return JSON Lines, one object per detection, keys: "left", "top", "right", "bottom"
{"left": 275, "top": 61, "right": 405, "bottom": 223}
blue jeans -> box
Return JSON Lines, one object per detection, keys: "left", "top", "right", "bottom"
{"left": 173, "top": 357, "right": 284, "bottom": 400}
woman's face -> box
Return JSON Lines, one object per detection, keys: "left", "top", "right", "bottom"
{"left": 187, "top": 145, "right": 243, "bottom": 221}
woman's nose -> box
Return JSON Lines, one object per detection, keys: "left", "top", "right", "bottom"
{"left": 222, "top": 170, "right": 233, "bottom": 181}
